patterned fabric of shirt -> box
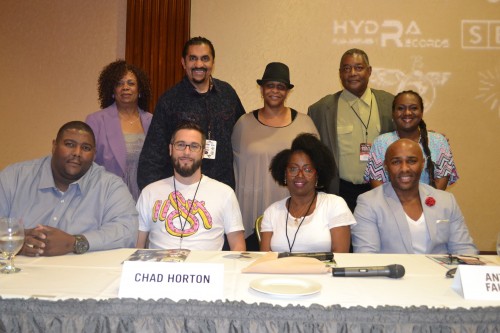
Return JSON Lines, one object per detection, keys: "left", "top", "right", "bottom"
{"left": 137, "top": 76, "right": 245, "bottom": 190}
{"left": 364, "top": 131, "right": 459, "bottom": 185}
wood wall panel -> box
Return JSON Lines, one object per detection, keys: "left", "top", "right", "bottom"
{"left": 125, "top": 0, "right": 190, "bottom": 112}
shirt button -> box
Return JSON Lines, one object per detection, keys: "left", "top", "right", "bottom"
{"left": 53, "top": 217, "right": 57, "bottom": 221}
{"left": 61, "top": 199, "right": 65, "bottom": 203}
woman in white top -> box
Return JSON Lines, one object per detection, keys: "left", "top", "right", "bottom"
{"left": 260, "top": 133, "right": 355, "bottom": 253}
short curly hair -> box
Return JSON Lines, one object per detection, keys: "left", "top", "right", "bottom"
{"left": 269, "top": 133, "right": 336, "bottom": 189}
{"left": 97, "top": 59, "right": 152, "bottom": 111}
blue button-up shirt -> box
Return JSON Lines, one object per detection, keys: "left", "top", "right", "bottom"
{"left": 0, "top": 156, "right": 138, "bottom": 250}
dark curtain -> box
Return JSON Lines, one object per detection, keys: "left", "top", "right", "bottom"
{"left": 126, "top": 0, "right": 190, "bottom": 113}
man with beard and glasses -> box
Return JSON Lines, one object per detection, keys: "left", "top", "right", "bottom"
{"left": 138, "top": 36, "right": 245, "bottom": 192}
{"left": 351, "top": 139, "right": 477, "bottom": 254}
{"left": 0, "top": 121, "right": 138, "bottom": 257}
{"left": 136, "top": 123, "right": 246, "bottom": 251}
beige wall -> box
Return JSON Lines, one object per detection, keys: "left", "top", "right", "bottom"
{"left": 0, "top": 0, "right": 498, "bottom": 251}
{"left": 0, "top": 0, "right": 126, "bottom": 167}
{"left": 191, "top": 0, "right": 500, "bottom": 251}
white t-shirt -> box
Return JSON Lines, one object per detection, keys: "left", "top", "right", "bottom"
{"left": 405, "top": 213, "right": 429, "bottom": 254}
{"left": 260, "top": 192, "right": 356, "bottom": 252}
{"left": 137, "top": 175, "right": 244, "bottom": 250}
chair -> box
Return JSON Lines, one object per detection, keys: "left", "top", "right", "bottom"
{"left": 254, "top": 215, "right": 263, "bottom": 244}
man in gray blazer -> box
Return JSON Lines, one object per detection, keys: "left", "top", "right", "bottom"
{"left": 308, "top": 49, "right": 394, "bottom": 212}
{"left": 352, "top": 139, "right": 477, "bottom": 254}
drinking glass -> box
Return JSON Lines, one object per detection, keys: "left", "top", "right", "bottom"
{"left": 0, "top": 217, "right": 25, "bottom": 274}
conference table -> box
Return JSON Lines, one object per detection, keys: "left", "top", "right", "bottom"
{"left": 0, "top": 249, "right": 499, "bottom": 332}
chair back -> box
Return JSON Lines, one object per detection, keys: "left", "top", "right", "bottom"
{"left": 255, "top": 215, "right": 263, "bottom": 244}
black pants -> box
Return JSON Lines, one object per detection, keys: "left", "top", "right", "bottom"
{"left": 222, "top": 231, "right": 260, "bottom": 251}
{"left": 245, "top": 232, "right": 260, "bottom": 251}
{"left": 339, "top": 179, "right": 372, "bottom": 213}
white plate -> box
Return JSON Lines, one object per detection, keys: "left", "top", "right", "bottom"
{"left": 250, "top": 277, "right": 322, "bottom": 296}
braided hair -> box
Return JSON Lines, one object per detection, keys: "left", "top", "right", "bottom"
{"left": 392, "top": 90, "right": 436, "bottom": 188}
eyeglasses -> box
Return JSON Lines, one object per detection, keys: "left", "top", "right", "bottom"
{"left": 172, "top": 141, "right": 202, "bottom": 153}
{"left": 340, "top": 65, "right": 366, "bottom": 73}
{"left": 263, "top": 83, "right": 288, "bottom": 91}
{"left": 286, "top": 165, "right": 316, "bottom": 177}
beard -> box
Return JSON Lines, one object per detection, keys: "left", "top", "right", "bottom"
{"left": 190, "top": 68, "right": 208, "bottom": 84}
{"left": 173, "top": 156, "right": 202, "bottom": 178}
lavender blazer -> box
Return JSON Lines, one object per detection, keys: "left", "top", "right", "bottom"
{"left": 85, "top": 103, "right": 152, "bottom": 179}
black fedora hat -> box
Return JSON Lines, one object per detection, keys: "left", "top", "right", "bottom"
{"left": 256, "top": 62, "right": 294, "bottom": 89}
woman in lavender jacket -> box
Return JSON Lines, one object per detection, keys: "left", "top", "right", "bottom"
{"left": 86, "top": 60, "right": 152, "bottom": 201}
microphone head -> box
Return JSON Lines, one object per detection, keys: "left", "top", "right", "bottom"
{"left": 388, "top": 264, "right": 405, "bottom": 278}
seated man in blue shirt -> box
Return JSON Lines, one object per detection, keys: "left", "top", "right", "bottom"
{"left": 352, "top": 138, "right": 477, "bottom": 254}
{"left": 0, "top": 121, "right": 138, "bottom": 256}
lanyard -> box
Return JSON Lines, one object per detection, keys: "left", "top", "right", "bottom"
{"left": 349, "top": 92, "right": 374, "bottom": 143}
{"left": 173, "top": 175, "right": 202, "bottom": 249}
{"left": 285, "top": 192, "right": 317, "bottom": 252}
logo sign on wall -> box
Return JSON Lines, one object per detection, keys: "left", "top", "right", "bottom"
{"left": 371, "top": 56, "right": 451, "bottom": 113}
{"left": 462, "top": 20, "right": 500, "bottom": 49}
{"left": 332, "top": 20, "right": 449, "bottom": 48}
{"left": 476, "top": 64, "right": 500, "bottom": 117}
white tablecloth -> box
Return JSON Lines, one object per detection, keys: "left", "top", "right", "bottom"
{"left": 1, "top": 249, "right": 499, "bottom": 309}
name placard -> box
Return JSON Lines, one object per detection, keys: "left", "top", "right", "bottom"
{"left": 118, "top": 261, "right": 224, "bottom": 301}
{"left": 452, "top": 265, "right": 500, "bottom": 300}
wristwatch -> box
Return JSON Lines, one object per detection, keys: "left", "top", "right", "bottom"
{"left": 73, "top": 235, "right": 89, "bottom": 254}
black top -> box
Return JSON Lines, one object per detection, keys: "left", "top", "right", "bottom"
{"left": 138, "top": 76, "right": 245, "bottom": 190}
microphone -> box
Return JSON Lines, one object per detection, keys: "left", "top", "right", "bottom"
{"left": 332, "top": 264, "right": 405, "bottom": 279}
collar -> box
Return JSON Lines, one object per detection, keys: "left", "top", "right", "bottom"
{"left": 384, "top": 181, "right": 432, "bottom": 204}
{"left": 341, "top": 87, "right": 372, "bottom": 107}
{"left": 182, "top": 75, "right": 217, "bottom": 96}
{"left": 38, "top": 156, "right": 88, "bottom": 196}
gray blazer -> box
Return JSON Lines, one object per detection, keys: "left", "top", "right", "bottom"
{"left": 308, "top": 89, "right": 395, "bottom": 194}
{"left": 352, "top": 183, "right": 478, "bottom": 254}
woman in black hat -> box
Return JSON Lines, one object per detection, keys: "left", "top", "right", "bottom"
{"left": 231, "top": 62, "right": 319, "bottom": 251}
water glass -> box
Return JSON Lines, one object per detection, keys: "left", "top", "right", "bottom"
{"left": 0, "top": 217, "right": 25, "bottom": 274}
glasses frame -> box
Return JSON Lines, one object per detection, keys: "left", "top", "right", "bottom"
{"left": 286, "top": 165, "right": 317, "bottom": 178}
{"left": 263, "top": 82, "right": 288, "bottom": 91}
{"left": 172, "top": 141, "right": 203, "bottom": 153}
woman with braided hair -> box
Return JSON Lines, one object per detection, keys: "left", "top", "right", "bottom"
{"left": 364, "top": 90, "right": 458, "bottom": 190}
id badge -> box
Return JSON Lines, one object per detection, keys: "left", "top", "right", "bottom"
{"left": 204, "top": 139, "right": 217, "bottom": 159}
{"left": 359, "top": 143, "right": 371, "bottom": 161}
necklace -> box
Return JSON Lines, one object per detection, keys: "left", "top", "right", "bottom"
{"left": 173, "top": 175, "right": 202, "bottom": 249}
{"left": 119, "top": 112, "right": 140, "bottom": 125}
{"left": 285, "top": 191, "right": 317, "bottom": 252}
